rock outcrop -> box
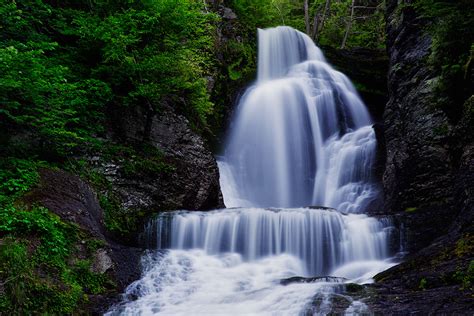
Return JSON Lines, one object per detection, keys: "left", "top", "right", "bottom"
{"left": 109, "top": 103, "right": 223, "bottom": 213}
{"left": 25, "top": 169, "right": 143, "bottom": 314}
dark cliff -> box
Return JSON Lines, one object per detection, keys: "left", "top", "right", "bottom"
{"left": 383, "top": 0, "right": 473, "bottom": 252}
{"left": 323, "top": 46, "right": 389, "bottom": 122}
{"left": 366, "top": 1, "right": 474, "bottom": 313}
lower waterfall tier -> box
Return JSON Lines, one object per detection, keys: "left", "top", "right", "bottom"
{"left": 145, "top": 207, "right": 393, "bottom": 276}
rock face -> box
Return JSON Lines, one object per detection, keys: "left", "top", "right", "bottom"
{"left": 110, "top": 104, "right": 223, "bottom": 213}
{"left": 383, "top": 0, "right": 472, "bottom": 252}
{"left": 25, "top": 169, "right": 106, "bottom": 238}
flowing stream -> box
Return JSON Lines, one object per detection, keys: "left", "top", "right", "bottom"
{"left": 107, "top": 26, "right": 396, "bottom": 315}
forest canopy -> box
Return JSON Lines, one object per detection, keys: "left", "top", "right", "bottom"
{"left": 232, "top": 0, "right": 386, "bottom": 49}
{"left": 1, "top": 0, "right": 218, "bottom": 160}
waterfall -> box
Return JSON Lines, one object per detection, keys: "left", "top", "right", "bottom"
{"left": 145, "top": 208, "right": 391, "bottom": 276}
{"left": 107, "top": 26, "right": 396, "bottom": 315}
{"left": 218, "top": 26, "right": 379, "bottom": 212}
{"left": 109, "top": 208, "right": 394, "bottom": 315}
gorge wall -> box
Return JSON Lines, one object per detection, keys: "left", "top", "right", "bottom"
{"left": 365, "top": 1, "right": 473, "bottom": 313}
{"left": 383, "top": 0, "right": 473, "bottom": 252}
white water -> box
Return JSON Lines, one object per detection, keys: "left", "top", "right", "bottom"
{"left": 219, "top": 26, "right": 379, "bottom": 212}
{"left": 109, "top": 250, "right": 338, "bottom": 315}
{"left": 108, "top": 26, "right": 396, "bottom": 315}
{"left": 145, "top": 208, "right": 391, "bottom": 276}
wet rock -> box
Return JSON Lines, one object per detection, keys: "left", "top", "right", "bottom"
{"left": 383, "top": 0, "right": 472, "bottom": 253}
{"left": 365, "top": 2, "right": 474, "bottom": 313}
{"left": 307, "top": 206, "right": 338, "bottom": 211}
{"left": 345, "top": 283, "right": 364, "bottom": 293}
{"left": 222, "top": 7, "right": 237, "bottom": 20}
{"left": 280, "top": 276, "right": 347, "bottom": 286}
{"left": 91, "top": 249, "right": 113, "bottom": 274}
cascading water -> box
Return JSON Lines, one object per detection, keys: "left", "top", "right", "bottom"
{"left": 146, "top": 208, "right": 390, "bottom": 276}
{"left": 218, "top": 26, "right": 379, "bottom": 212}
{"left": 107, "top": 26, "right": 396, "bottom": 315}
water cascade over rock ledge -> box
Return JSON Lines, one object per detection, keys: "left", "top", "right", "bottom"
{"left": 107, "top": 26, "right": 399, "bottom": 315}
{"left": 145, "top": 208, "right": 393, "bottom": 277}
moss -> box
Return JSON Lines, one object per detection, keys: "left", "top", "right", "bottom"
{"left": 65, "top": 142, "right": 170, "bottom": 239}
{"left": 85, "top": 237, "right": 107, "bottom": 253}
{"left": 464, "top": 95, "right": 474, "bottom": 117}
{"left": 353, "top": 82, "right": 385, "bottom": 97}
{"left": 455, "top": 234, "right": 474, "bottom": 258}
{"left": 99, "top": 193, "right": 148, "bottom": 240}
{"left": 121, "top": 157, "right": 174, "bottom": 179}
{"left": 453, "top": 261, "right": 474, "bottom": 291}
{"left": 73, "top": 259, "right": 114, "bottom": 295}
{"left": 433, "top": 122, "right": 450, "bottom": 136}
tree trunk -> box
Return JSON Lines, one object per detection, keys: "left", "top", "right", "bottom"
{"left": 304, "top": 0, "right": 310, "bottom": 35}
{"left": 315, "top": 0, "right": 331, "bottom": 42}
{"left": 312, "top": 14, "right": 320, "bottom": 40}
{"left": 143, "top": 101, "right": 155, "bottom": 142}
{"left": 341, "top": 0, "right": 355, "bottom": 49}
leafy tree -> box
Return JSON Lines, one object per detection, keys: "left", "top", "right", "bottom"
{"left": 231, "top": 0, "right": 385, "bottom": 49}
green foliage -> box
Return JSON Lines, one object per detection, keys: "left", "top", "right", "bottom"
{"left": 314, "top": 0, "right": 385, "bottom": 49}
{"left": 0, "top": 156, "right": 111, "bottom": 313}
{"left": 0, "top": 31, "right": 113, "bottom": 157}
{"left": 226, "top": 40, "right": 257, "bottom": 82}
{"left": 414, "top": 0, "right": 474, "bottom": 122}
{"left": 0, "top": 206, "right": 71, "bottom": 260}
{"left": 73, "top": 259, "right": 111, "bottom": 295}
{"left": 232, "top": 0, "right": 303, "bottom": 30}
{"left": 71, "top": 0, "right": 219, "bottom": 126}
{"left": 0, "top": 0, "right": 221, "bottom": 162}
{"left": 0, "top": 205, "right": 112, "bottom": 314}
{"left": 454, "top": 261, "right": 474, "bottom": 291}
{"left": 418, "top": 277, "right": 427, "bottom": 290}
{"left": 0, "top": 158, "right": 44, "bottom": 203}
{"left": 405, "top": 207, "right": 418, "bottom": 213}
{"left": 231, "top": 0, "right": 385, "bottom": 49}
{"left": 0, "top": 237, "right": 82, "bottom": 314}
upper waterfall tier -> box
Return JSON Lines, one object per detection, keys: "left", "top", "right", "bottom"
{"left": 257, "top": 26, "right": 325, "bottom": 81}
{"left": 219, "top": 26, "right": 379, "bottom": 212}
